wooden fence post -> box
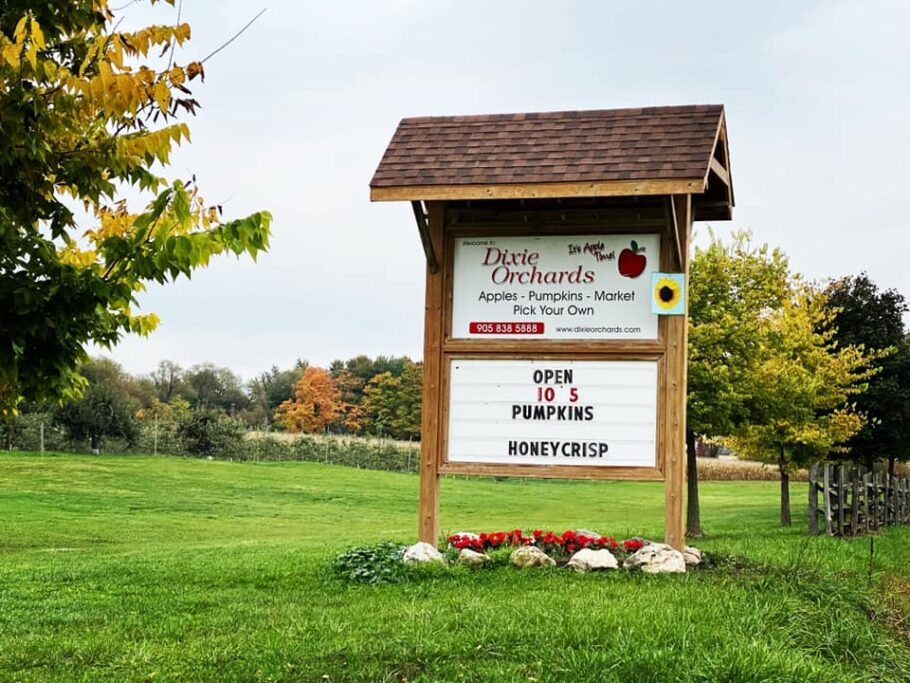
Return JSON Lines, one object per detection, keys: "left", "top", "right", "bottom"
{"left": 899, "top": 477, "right": 906, "bottom": 523}
{"left": 904, "top": 479, "right": 910, "bottom": 524}
{"left": 808, "top": 463, "right": 819, "bottom": 535}
{"left": 862, "top": 470, "right": 870, "bottom": 534}
{"left": 881, "top": 472, "right": 887, "bottom": 528}
{"left": 836, "top": 465, "right": 846, "bottom": 536}
{"left": 869, "top": 469, "right": 878, "bottom": 531}
{"left": 850, "top": 468, "right": 860, "bottom": 537}
{"left": 884, "top": 472, "right": 892, "bottom": 526}
{"left": 875, "top": 472, "right": 884, "bottom": 530}
{"left": 898, "top": 477, "right": 903, "bottom": 523}
{"left": 897, "top": 477, "right": 904, "bottom": 524}
{"left": 904, "top": 478, "right": 908, "bottom": 523}
{"left": 900, "top": 478, "right": 905, "bottom": 523}
{"left": 823, "top": 465, "right": 833, "bottom": 535}
{"left": 901, "top": 478, "right": 906, "bottom": 523}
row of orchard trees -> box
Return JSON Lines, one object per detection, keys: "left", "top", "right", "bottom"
{"left": 686, "top": 231, "right": 910, "bottom": 532}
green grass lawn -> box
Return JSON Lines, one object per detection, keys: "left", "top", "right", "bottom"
{"left": 1, "top": 453, "right": 908, "bottom": 682}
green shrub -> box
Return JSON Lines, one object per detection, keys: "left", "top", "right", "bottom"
{"left": 230, "top": 434, "right": 291, "bottom": 461}
{"left": 177, "top": 409, "right": 244, "bottom": 456}
{"left": 333, "top": 542, "right": 410, "bottom": 585}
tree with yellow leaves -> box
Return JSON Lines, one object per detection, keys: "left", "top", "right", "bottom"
{"left": 727, "top": 285, "right": 880, "bottom": 526}
{"left": 0, "top": 1, "right": 271, "bottom": 416}
{"left": 361, "top": 361, "right": 423, "bottom": 440}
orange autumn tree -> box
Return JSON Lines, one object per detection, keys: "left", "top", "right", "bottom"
{"left": 332, "top": 369, "right": 364, "bottom": 433}
{"left": 275, "top": 367, "right": 343, "bottom": 433}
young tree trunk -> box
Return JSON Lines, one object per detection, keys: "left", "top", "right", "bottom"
{"left": 685, "top": 429, "right": 703, "bottom": 537}
{"left": 888, "top": 455, "right": 896, "bottom": 478}
{"left": 779, "top": 447, "right": 791, "bottom": 526}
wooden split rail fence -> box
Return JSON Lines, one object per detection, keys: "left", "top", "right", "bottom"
{"left": 808, "top": 463, "right": 910, "bottom": 536}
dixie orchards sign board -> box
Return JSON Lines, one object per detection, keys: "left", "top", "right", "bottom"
{"left": 370, "top": 104, "right": 732, "bottom": 548}
{"left": 447, "top": 359, "right": 658, "bottom": 468}
{"left": 451, "top": 234, "right": 659, "bottom": 340}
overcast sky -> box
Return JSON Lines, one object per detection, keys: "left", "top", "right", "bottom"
{"left": 96, "top": 0, "right": 910, "bottom": 381}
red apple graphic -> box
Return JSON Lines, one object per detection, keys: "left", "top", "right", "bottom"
{"left": 618, "top": 240, "right": 647, "bottom": 278}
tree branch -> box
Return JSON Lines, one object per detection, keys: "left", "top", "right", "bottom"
{"left": 200, "top": 8, "right": 267, "bottom": 64}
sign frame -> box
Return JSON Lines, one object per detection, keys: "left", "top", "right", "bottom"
{"left": 414, "top": 197, "right": 692, "bottom": 551}
{"left": 436, "top": 222, "right": 672, "bottom": 482}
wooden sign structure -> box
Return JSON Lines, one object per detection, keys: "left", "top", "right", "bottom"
{"left": 370, "top": 105, "right": 733, "bottom": 550}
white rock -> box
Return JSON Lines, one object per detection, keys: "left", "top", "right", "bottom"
{"left": 457, "top": 548, "right": 490, "bottom": 567}
{"left": 682, "top": 546, "right": 702, "bottom": 566}
{"left": 567, "top": 548, "right": 619, "bottom": 572}
{"left": 623, "top": 543, "right": 686, "bottom": 574}
{"left": 509, "top": 545, "right": 555, "bottom": 568}
{"left": 402, "top": 541, "right": 445, "bottom": 564}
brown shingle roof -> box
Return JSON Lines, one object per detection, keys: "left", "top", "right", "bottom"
{"left": 371, "top": 104, "right": 725, "bottom": 191}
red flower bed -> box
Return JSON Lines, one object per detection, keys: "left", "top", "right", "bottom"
{"left": 446, "top": 530, "right": 644, "bottom": 559}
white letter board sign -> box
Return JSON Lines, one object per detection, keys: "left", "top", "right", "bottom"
{"left": 447, "top": 359, "right": 658, "bottom": 468}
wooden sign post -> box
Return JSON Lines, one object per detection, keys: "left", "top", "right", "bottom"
{"left": 371, "top": 105, "right": 733, "bottom": 550}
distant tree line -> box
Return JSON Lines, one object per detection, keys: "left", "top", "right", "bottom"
{"left": 2, "top": 355, "right": 422, "bottom": 456}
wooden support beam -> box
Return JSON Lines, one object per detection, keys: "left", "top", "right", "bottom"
{"left": 663, "top": 193, "right": 690, "bottom": 551}
{"left": 372, "top": 178, "right": 705, "bottom": 202}
{"left": 417, "top": 202, "right": 446, "bottom": 544}
{"left": 709, "top": 157, "right": 730, "bottom": 187}
{"left": 665, "top": 196, "right": 683, "bottom": 271}
{"left": 411, "top": 201, "right": 439, "bottom": 274}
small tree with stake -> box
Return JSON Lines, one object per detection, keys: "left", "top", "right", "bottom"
{"left": 727, "top": 287, "right": 877, "bottom": 525}
{"left": 687, "top": 230, "right": 791, "bottom": 535}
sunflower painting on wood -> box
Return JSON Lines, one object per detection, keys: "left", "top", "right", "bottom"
{"left": 651, "top": 273, "right": 686, "bottom": 315}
